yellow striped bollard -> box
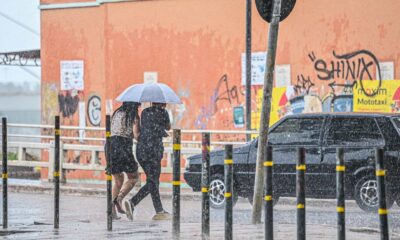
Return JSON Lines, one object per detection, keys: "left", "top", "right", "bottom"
{"left": 264, "top": 146, "right": 273, "bottom": 240}
{"left": 224, "top": 145, "right": 233, "bottom": 240}
{"left": 336, "top": 148, "right": 345, "bottom": 240}
{"left": 172, "top": 129, "right": 181, "bottom": 239}
{"left": 2, "top": 117, "right": 8, "bottom": 229}
{"left": 201, "top": 133, "right": 211, "bottom": 239}
{"left": 105, "top": 115, "right": 112, "bottom": 231}
{"left": 296, "top": 147, "right": 306, "bottom": 240}
{"left": 54, "top": 116, "right": 60, "bottom": 229}
{"left": 375, "top": 148, "right": 389, "bottom": 240}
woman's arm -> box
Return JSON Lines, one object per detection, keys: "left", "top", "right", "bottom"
{"left": 133, "top": 117, "right": 140, "bottom": 140}
{"left": 164, "top": 110, "right": 171, "bottom": 131}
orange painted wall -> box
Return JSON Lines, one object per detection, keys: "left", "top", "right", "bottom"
{"left": 40, "top": 0, "right": 400, "bottom": 180}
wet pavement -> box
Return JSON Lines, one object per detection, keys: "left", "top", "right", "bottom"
{"left": 0, "top": 191, "right": 400, "bottom": 239}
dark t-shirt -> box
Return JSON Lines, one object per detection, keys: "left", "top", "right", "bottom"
{"left": 139, "top": 106, "right": 170, "bottom": 144}
{"left": 137, "top": 106, "right": 170, "bottom": 162}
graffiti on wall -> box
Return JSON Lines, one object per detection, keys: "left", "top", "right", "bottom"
{"left": 294, "top": 74, "right": 315, "bottom": 95}
{"left": 301, "top": 50, "right": 382, "bottom": 96}
{"left": 58, "top": 91, "right": 80, "bottom": 118}
{"left": 290, "top": 49, "right": 383, "bottom": 115}
{"left": 42, "top": 83, "right": 59, "bottom": 124}
{"left": 195, "top": 73, "right": 263, "bottom": 129}
{"left": 87, "top": 95, "right": 101, "bottom": 126}
{"left": 195, "top": 74, "right": 251, "bottom": 129}
{"left": 213, "top": 74, "right": 241, "bottom": 113}
{"left": 195, "top": 50, "right": 385, "bottom": 131}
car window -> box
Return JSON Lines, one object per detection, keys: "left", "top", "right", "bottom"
{"left": 376, "top": 117, "right": 400, "bottom": 145}
{"left": 325, "top": 117, "right": 384, "bottom": 147}
{"left": 392, "top": 117, "right": 400, "bottom": 130}
{"left": 269, "top": 117, "right": 324, "bottom": 146}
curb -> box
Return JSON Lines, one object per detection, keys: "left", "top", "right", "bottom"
{"left": 7, "top": 184, "right": 202, "bottom": 201}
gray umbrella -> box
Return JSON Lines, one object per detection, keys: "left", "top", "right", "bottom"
{"left": 116, "top": 83, "right": 182, "bottom": 104}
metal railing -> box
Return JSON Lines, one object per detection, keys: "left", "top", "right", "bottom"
{"left": 0, "top": 122, "right": 257, "bottom": 181}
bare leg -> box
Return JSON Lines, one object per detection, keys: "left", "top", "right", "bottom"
{"left": 112, "top": 173, "right": 124, "bottom": 215}
{"left": 118, "top": 171, "right": 139, "bottom": 203}
{"left": 112, "top": 173, "right": 124, "bottom": 200}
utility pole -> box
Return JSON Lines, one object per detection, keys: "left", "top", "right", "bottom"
{"left": 251, "top": 0, "right": 282, "bottom": 224}
{"left": 252, "top": 0, "right": 296, "bottom": 224}
{"left": 245, "top": 0, "right": 252, "bottom": 141}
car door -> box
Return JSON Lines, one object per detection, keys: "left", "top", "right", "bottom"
{"left": 268, "top": 116, "right": 325, "bottom": 196}
{"left": 233, "top": 142, "right": 252, "bottom": 190}
{"left": 321, "top": 116, "right": 384, "bottom": 196}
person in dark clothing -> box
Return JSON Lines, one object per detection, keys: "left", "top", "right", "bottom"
{"left": 106, "top": 101, "right": 141, "bottom": 219}
{"left": 125, "top": 102, "right": 171, "bottom": 220}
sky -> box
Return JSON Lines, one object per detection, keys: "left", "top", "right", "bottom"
{"left": 0, "top": 0, "right": 41, "bottom": 85}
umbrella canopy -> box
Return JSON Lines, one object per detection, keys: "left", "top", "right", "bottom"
{"left": 116, "top": 83, "right": 182, "bottom": 104}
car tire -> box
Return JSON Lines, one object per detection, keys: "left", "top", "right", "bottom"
{"left": 209, "top": 173, "right": 238, "bottom": 209}
{"left": 247, "top": 193, "right": 280, "bottom": 207}
{"left": 354, "top": 175, "right": 395, "bottom": 212}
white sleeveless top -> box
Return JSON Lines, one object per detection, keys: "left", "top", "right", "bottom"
{"left": 111, "top": 111, "right": 133, "bottom": 138}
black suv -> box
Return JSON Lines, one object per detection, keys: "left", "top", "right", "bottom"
{"left": 184, "top": 113, "right": 400, "bottom": 212}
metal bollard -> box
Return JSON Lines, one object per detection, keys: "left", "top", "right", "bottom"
{"left": 54, "top": 116, "right": 60, "bottom": 229}
{"left": 201, "top": 133, "right": 211, "bottom": 240}
{"left": 172, "top": 129, "right": 181, "bottom": 239}
{"left": 375, "top": 148, "right": 389, "bottom": 240}
{"left": 336, "top": 148, "right": 345, "bottom": 240}
{"left": 296, "top": 147, "right": 306, "bottom": 240}
{"left": 105, "top": 115, "right": 112, "bottom": 231}
{"left": 224, "top": 145, "right": 233, "bottom": 240}
{"left": 2, "top": 117, "right": 8, "bottom": 229}
{"left": 264, "top": 145, "right": 273, "bottom": 240}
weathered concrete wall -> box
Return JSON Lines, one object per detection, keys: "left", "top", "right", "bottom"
{"left": 40, "top": 0, "right": 400, "bottom": 180}
{"left": 41, "top": 0, "right": 400, "bottom": 129}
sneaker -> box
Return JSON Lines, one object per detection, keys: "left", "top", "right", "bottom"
{"left": 112, "top": 213, "right": 121, "bottom": 220}
{"left": 152, "top": 210, "right": 172, "bottom": 220}
{"left": 113, "top": 198, "right": 126, "bottom": 214}
{"left": 124, "top": 200, "right": 134, "bottom": 221}
{"left": 111, "top": 204, "right": 121, "bottom": 220}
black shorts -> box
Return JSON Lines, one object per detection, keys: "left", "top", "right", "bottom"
{"left": 105, "top": 136, "right": 138, "bottom": 175}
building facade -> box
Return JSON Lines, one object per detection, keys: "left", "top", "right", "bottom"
{"left": 39, "top": 0, "right": 400, "bottom": 181}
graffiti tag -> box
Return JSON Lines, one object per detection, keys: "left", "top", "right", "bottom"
{"left": 308, "top": 50, "right": 382, "bottom": 96}
{"left": 87, "top": 95, "right": 101, "bottom": 126}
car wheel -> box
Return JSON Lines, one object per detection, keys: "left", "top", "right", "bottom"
{"left": 247, "top": 193, "right": 280, "bottom": 207}
{"left": 354, "top": 175, "right": 395, "bottom": 212}
{"left": 209, "top": 173, "right": 238, "bottom": 209}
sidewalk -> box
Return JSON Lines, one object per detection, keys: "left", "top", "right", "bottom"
{"left": 3, "top": 178, "right": 201, "bottom": 200}
{"left": 2, "top": 192, "right": 399, "bottom": 239}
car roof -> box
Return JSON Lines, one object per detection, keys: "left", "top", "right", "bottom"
{"left": 283, "top": 112, "right": 400, "bottom": 118}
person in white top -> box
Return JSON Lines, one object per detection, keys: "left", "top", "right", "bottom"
{"left": 105, "top": 101, "right": 140, "bottom": 219}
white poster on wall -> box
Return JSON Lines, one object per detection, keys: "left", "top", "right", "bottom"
{"left": 60, "top": 60, "right": 84, "bottom": 90}
{"left": 376, "top": 62, "right": 394, "bottom": 80}
{"left": 78, "top": 101, "right": 86, "bottom": 143}
{"left": 241, "top": 52, "right": 267, "bottom": 85}
{"left": 275, "top": 64, "right": 291, "bottom": 87}
{"left": 144, "top": 72, "right": 158, "bottom": 84}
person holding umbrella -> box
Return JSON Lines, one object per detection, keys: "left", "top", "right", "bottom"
{"left": 106, "top": 101, "right": 141, "bottom": 219}
{"left": 116, "top": 82, "right": 181, "bottom": 220}
{"left": 125, "top": 102, "right": 171, "bottom": 220}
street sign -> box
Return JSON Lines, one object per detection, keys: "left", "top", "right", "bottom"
{"left": 255, "top": 0, "right": 296, "bottom": 23}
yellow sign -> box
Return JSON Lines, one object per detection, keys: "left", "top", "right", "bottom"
{"left": 251, "top": 87, "right": 289, "bottom": 138}
{"left": 353, "top": 80, "right": 400, "bottom": 113}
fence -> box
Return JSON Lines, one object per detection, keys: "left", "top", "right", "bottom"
{"left": 0, "top": 121, "right": 256, "bottom": 182}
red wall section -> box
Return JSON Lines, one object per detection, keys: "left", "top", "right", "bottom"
{"left": 40, "top": 0, "right": 400, "bottom": 181}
